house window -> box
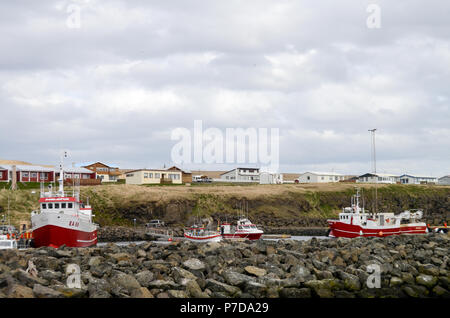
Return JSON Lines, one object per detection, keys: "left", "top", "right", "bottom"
{"left": 48, "top": 203, "right": 53, "bottom": 209}
{"left": 307, "top": 176, "right": 310, "bottom": 180}
{"left": 42, "top": 204, "right": 47, "bottom": 209}
{"left": 126, "top": 174, "right": 134, "bottom": 177}
{"left": 54, "top": 203, "right": 60, "bottom": 209}
{"left": 144, "top": 173, "right": 149, "bottom": 178}
{"left": 62, "top": 203, "right": 67, "bottom": 209}
{"left": 321, "top": 176, "right": 324, "bottom": 180}
{"left": 68, "top": 203, "right": 73, "bottom": 209}
{"left": 23, "top": 172, "right": 29, "bottom": 178}
{"left": 149, "top": 173, "right": 153, "bottom": 178}
{"left": 155, "top": 173, "right": 160, "bottom": 178}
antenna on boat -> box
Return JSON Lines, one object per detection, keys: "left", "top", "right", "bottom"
{"left": 368, "top": 129, "right": 378, "bottom": 214}
{"left": 58, "top": 151, "right": 67, "bottom": 196}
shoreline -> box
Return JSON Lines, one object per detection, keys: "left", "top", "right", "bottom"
{"left": 97, "top": 226, "right": 330, "bottom": 243}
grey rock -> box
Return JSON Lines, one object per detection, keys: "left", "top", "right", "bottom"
{"left": 183, "top": 258, "right": 205, "bottom": 271}
{"left": 205, "top": 279, "right": 241, "bottom": 297}
{"left": 33, "top": 284, "right": 64, "bottom": 298}
{"left": 280, "top": 288, "right": 311, "bottom": 298}
{"left": 135, "top": 270, "right": 154, "bottom": 288}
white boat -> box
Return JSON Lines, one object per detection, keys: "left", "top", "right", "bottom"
{"left": 327, "top": 188, "right": 427, "bottom": 238}
{"left": 220, "top": 217, "right": 264, "bottom": 240}
{"left": 0, "top": 234, "right": 17, "bottom": 250}
{"left": 184, "top": 225, "right": 222, "bottom": 243}
{"left": 30, "top": 153, "right": 98, "bottom": 248}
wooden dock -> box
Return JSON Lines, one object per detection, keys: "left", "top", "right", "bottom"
{"left": 261, "top": 234, "right": 292, "bottom": 239}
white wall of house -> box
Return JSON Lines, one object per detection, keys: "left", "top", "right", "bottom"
{"left": 357, "top": 174, "right": 398, "bottom": 184}
{"left": 297, "top": 172, "right": 344, "bottom": 183}
{"left": 126, "top": 170, "right": 182, "bottom": 185}
{"left": 399, "top": 175, "right": 437, "bottom": 184}
{"left": 260, "top": 172, "right": 283, "bottom": 184}
{"left": 220, "top": 168, "right": 260, "bottom": 182}
{"left": 438, "top": 176, "right": 450, "bottom": 185}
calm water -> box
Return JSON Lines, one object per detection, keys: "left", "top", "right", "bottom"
{"left": 97, "top": 236, "right": 329, "bottom": 247}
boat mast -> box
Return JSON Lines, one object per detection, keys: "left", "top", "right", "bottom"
{"left": 368, "top": 129, "right": 378, "bottom": 214}
{"left": 58, "top": 151, "right": 67, "bottom": 196}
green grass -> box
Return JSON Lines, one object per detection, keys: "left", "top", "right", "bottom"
{"left": 0, "top": 181, "right": 55, "bottom": 190}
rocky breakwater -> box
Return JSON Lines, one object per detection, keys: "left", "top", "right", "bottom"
{"left": 0, "top": 234, "right": 449, "bottom": 298}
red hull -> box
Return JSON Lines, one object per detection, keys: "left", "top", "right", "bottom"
{"left": 222, "top": 233, "right": 263, "bottom": 240}
{"left": 328, "top": 221, "right": 427, "bottom": 238}
{"left": 33, "top": 224, "right": 97, "bottom": 248}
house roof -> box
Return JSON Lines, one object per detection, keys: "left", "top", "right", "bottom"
{"left": 83, "top": 162, "right": 119, "bottom": 169}
{"left": 166, "top": 166, "right": 192, "bottom": 174}
{"left": 398, "top": 174, "right": 437, "bottom": 179}
{"left": 301, "top": 171, "right": 343, "bottom": 176}
{"left": 125, "top": 168, "right": 182, "bottom": 174}
{"left": 358, "top": 173, "right": 399, "bottom": 178}
{"left": 220, "top": 167, "right": 260, "bottom": 175}
{"left": 60, "top": 167, "right": 95, "bottom": 174}
{"left": 0, "top": 164, "right": 55, "bottom": 172}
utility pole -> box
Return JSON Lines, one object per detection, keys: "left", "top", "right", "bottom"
{"left": 368, "top": 129, "right": 378, "bottom": 214}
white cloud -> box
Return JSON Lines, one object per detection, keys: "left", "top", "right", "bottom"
{"left": 0, "top": 0, "right": 448, "bottom": 175}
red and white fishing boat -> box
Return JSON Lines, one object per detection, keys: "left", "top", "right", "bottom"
{"left": 327, "top": 188, "right": 427, "bottom": 238}
{"left": 30, "top": 156, "right": 98, "bottom": 248}
{"left": 220, "top": 218, "right": 264, "bottom": 240}
{"left": 184, "top": 225, "right": 222, "bottom": 243}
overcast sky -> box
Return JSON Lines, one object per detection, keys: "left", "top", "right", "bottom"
{"left": 0, "top": 0, "right": 449, "bottom": 176}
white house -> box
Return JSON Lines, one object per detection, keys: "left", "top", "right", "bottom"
{"left": 220, "top": 168, "right": 260, "bottom": 182}
{"left": 295, "top": 172, "right": 345, "bottom": 183}
{"left": 357, "top": 173, "right": 398, "bottom": 184}
{"left": 259, "top": 172, "right": 283, "bottom": 184}
{"left": 438, "top": 175, "right": 450, "bottom": 185}
{"left": 125, "top": 169, "right": 182, "bottom": 185}
{"left": 398, "top": 174, "right": 437, "bottom": 185}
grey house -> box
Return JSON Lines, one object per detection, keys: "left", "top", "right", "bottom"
{"left": 220, "top": 167, "right": 260, "bottom": 182}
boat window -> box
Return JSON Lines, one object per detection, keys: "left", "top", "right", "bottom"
{"left": 42, "top": 204, "right": 47, "bottom": 209}
{"left": 54, "top": 203, "right": 60, "bottom": 209}
{"left": 62, "top": 203, "right": 66, "bottom": 209}
{"left": 48, "top": 203, "right": 53, "bottom": 209}
{"left": 68, "top": 203, "right": 73, "bottom": 209}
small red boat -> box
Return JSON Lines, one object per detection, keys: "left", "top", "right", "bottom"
{"left": 327, "top": 189, "right": 427, "bottom": 238}
{"left": 30, "top": 156, "right": 98, "bottom": 248}
{"left": 220, "top": 218, "right": 264, "bottom": 240}
{"left": 184, "top": 225, "right": 222, "bottom": 243}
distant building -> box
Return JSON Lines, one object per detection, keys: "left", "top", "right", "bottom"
{"left": 296, "top": 172, "right": 345, "bottom": 183}
{"left": 220, "top": 168, "right": 260, "bottom": 182}
{"left": 0, "top": 165, "right": 55, "bottom": 183}
{"left": 125, "top": 169, "right": 182, "bottom": 185}
{"left": 166, "top": 166, "right": 192, "bottom": 183}
{"left": 438, "top": 175, "right": 450, "bottom": 185}
{"left": 398, "top": 174, "right": 437, "bottom": 185}
{"left": 83, "top": 162, "right": 121, "bottom": 182}
{"left": 357, "top": 173, "right": 398, "bottom": 184}
{"left": 259, "top": 172, "right": 283, "bottom": 184}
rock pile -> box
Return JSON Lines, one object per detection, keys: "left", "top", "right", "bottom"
{"left": 0, "top": 234, "right": 448, "bottom": 298}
